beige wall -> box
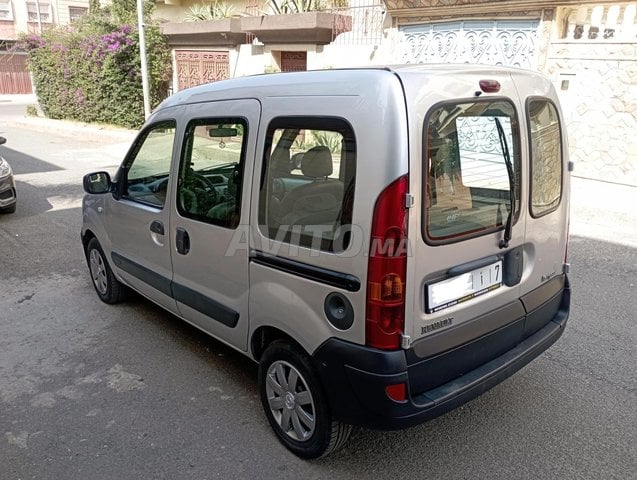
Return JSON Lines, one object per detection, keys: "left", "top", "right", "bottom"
{"left": 545, "top": 4, "right": 637, "bottom": 186}
{"left": 155, "top": 0, "right": 249, "bottom": 23}
{"left": 546, "top": 41, "right": 637, "bottom": 186}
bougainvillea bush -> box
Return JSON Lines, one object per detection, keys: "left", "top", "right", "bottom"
{"left": 21, "top": 18, "right": 171, "bottom": 128}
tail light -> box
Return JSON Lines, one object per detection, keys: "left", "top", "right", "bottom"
{"left": 366, "top": 175, "right": 409, "bottom": 350}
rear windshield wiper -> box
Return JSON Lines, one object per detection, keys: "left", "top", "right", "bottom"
{"left": 494, "top": 117, "right": 515, "bottom": 249}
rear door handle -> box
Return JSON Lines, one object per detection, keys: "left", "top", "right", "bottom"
{"left": 150, "top": 220, "right": 164, "bottom": 235}
{"left": 176, "top": 228, "right": 190, "bottom": 255}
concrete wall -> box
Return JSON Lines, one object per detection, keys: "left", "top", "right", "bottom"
{"left": 545, "top": 41, "right": 637, "bottom": 186}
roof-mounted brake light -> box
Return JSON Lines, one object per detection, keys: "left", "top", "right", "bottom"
{"left": 479, "top": 79, "right": 501, "bottom": 94}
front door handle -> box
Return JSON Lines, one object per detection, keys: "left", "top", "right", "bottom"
{"left": 176, "top": 228, "right": 190, "bottom": 255}
{"left": 150, "top": 220, "right": 164, "bottom": 235}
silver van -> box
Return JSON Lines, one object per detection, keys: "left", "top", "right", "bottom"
{"left": 81, "top": 65, "right": 571, "bottom": 458}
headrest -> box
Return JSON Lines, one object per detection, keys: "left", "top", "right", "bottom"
{"left": 301, "top": 146, "right": 333, "bottom": 178}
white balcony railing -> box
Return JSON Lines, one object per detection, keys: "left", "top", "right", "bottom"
{"left": 565, "top": 3, "right": 637, "bottom": 40}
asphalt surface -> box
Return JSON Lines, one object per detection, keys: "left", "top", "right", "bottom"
{"left": 0, "top": 104, "right": 636, "bottom": 479}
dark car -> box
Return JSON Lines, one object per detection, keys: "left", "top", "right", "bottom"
{"left": 0, "top": 136, "right": 16, "bottom": 214}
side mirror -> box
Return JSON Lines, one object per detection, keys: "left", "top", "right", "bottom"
{"left": 83, "top": 171, "right": 112, "bottom": 194}
{"left": 0, "top": 137, "right": 6, "bottom": 146}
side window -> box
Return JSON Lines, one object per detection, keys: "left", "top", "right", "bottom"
{"left": 122, "top": 121, "right": 176, "bottom": 208}
{"left": 259, "top": 117, "right": 356, "bottom": 253}
{"left": 529, "top": 99, "right": 562, "bottom": 217}
{"left": 425, "top": 100, "right": 520, "bottom": 243}
{"left": 177, "top": 118, "right": 247, "bottom": 229}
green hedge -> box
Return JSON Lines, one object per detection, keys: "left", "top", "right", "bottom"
{"left": 21, "top": 19, "right": 171, "bottom": 129}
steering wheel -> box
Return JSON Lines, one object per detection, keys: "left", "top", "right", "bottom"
{"left": 180, "top": 172, "right": 219, "bottom": 214}
{"left": 179, "top": 187, "right": 198, "bottom": 212}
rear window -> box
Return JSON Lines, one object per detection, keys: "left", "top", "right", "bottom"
{"left": 528, "top": 99, "right": 563, "bottom": 217}
{"left": 424, "top": 100, "right": 520, "bottom": 243}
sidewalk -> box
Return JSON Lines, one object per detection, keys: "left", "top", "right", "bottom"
{"left": 570, "top": 176, "right": 637, "bottom": 248}
{"left": 0, "top": 95, "right": 137, "bottom": 144}
{"left": 2, "top": 96, "right": 635, "bottom": 249}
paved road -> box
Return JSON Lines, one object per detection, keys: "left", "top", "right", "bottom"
{"left": 0, "top": 111, "right": 635, "bottom": 479}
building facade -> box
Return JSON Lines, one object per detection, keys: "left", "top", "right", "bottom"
{"left": 0, "top": 0, "right": 90, "bottom": 94}
{"left": 385, "top": 0, "right": 637, "bottom": 185}
{"left": 158, "top": 0, "right": 636, "bottom": 185}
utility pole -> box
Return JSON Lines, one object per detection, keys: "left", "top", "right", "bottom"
{"left": 136, "top": 0, "right": 151, "bottom": 120}
{"left": 34, "top": 0, "right": 43, "bottom": 34}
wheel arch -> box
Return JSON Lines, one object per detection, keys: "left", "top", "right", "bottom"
{"left": 81, "top": 228, "right": 97, "bottom": 254}
{"left": 251, "top": 325, "right": 310, "bottom": 362}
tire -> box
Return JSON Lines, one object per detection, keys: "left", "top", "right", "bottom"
{"left": 85, "top": 238, "right": 127, "bottom": 304}
{"left": 258, "top": 340, "right": 352, "bottom": 459}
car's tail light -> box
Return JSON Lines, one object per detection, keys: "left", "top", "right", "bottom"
{"left": 366, "top": 175, "right": 409, "bottom": 350}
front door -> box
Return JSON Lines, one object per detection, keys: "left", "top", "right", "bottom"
{"left": 105, "top": 116, "right": 179, "bottom": 313}
{"left": 170, "top": 99, "right": 261, "bottom": 350}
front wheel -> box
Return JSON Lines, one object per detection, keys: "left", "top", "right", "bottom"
{"left": 85, "top": 238, "right": 127, "bottom": 304}
{"left": 258, "top": 341, "right": 352, "bottom": 458}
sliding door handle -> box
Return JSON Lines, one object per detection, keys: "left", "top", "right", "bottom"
{"left": 176, "top": 228, "right": 190, "bottom": 255}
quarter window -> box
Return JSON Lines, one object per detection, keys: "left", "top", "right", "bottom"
{"left": 122, "top": 121, "right": 176, "bottom": 208}
{"left": 259, "top": 117, "right": 356, "bottom": 252}
{"left": 529, "top": 99, "right": 562, "bottom": 217}
{"left": 177, "top": 118, "right": 247, "bottom": 229}
{"left": 425, "top": 100, "right": 520, "bottom": 242}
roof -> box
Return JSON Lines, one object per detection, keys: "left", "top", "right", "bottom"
{"left": 157, "top": 64, "right": 545, "bottom": 111}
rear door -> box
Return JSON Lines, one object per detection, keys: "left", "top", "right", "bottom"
{"left": 400, "top": 71, "right": 527, "bottom": 343}
{"left": 510, "top": 72, "right": 570, "bottom": 307}
{"left": 169, "top": 99, "right": 260, "bottom": 351}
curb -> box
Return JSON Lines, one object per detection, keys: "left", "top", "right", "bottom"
{"left": 4, "top": 116, "right": 137, "bottom": 144}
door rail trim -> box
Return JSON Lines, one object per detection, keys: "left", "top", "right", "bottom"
{"left": 111, "top": 251, "right": 172, "bottom": 297}
{"left": 250, "top": 250, "right": 361, "bottom": 292}
{"left": 173, "top": 283, "right": 239, "bottom": 328}
{"left": 111, "top": 251, "right": 239, "bottom": 328}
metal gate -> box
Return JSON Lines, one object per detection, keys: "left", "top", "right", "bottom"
{"left": 0, "top": 53, "right": 33, "bottom": 94}
{"left": 280, "top": 52, "right": 307, "bottom": 72}
{"left": 400, "top": 20, "right": 540, "bottom": 69}
{"left": 175, "top": 50, "right": 229, "bottom": 91}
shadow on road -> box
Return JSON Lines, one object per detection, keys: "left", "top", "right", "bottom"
{"left": 0, "top": 146, "right": 63, "bottom": 175}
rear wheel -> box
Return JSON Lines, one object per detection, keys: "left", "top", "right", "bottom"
{"left": 258, "top": 340, "right": 352, "bottom": 458}
{"left": 86, "top": 238, "right": 127, "bottom": 304}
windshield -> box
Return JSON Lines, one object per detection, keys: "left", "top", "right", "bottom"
{"left": 424, "top": 100, "right": 520, "bottom": 243}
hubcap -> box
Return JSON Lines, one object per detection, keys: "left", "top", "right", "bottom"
{"left": 89, "top": 248, "right": 108, "bottom": 295}
{"left": 265, "top": 360, "right": 316, "bottom": 442}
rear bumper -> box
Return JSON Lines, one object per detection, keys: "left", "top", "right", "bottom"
{"left": 313, "top": 276, "right": 570, "bottom": 430}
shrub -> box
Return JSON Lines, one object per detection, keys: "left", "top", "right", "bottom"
{"left": 20, "top": 7, "right": 171, "bottom": 129}
{"left": 25, "top": 105, "right": 39, "bottom": 117}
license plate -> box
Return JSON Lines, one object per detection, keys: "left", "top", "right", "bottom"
{"left": 427, "top": 261, "right": 503, "bottom": 313}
